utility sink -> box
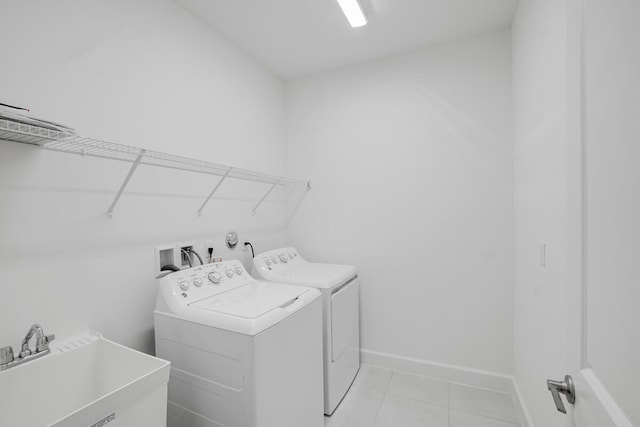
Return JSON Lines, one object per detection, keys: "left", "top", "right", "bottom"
{"left": 0, "top": 332, "right": 170, "bottom": 427}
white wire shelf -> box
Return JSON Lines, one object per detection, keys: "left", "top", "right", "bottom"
{"left": 0, "top": 117, "right": 72, "bottom": 144}
{"left": 0, "top": 117, "right": 310, "bottom": 218}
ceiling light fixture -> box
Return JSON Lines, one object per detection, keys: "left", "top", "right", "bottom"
{"left": 335, "top": 0, "right": 367, "bottom": 28}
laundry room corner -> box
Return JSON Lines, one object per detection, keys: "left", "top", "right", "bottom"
{"left": 283, "top": 29, "right": 515, "bottom": 381}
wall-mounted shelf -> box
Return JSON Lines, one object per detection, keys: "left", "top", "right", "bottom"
{"left": 0, "top": 117, "right": 310, "bottom": 219}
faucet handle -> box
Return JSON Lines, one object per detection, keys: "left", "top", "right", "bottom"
{"left": 36, "top": 334, "right": 55, "bottom": 353}
{"left": 1, "top": 346, "right": 14, "bottom": 365}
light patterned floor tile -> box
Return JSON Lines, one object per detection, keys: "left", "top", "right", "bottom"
{"left": 373, "top": 395, "right": 448, "bottom": 427}
{"left": 387, "top": 372, "right": 449, "bottom": 406}
{"left": 449, "top": 408, "right": 521, "bottom": 426}
{"left": 324, "top": 387, "right": 385, "bottom": 427}
{"left": 450, "top": 384, "right": 520, "bottom": 424}
{"left": 351, "top": 364, "right": 393, "bottom": 393}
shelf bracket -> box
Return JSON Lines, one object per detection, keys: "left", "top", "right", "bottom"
{"left": 197, "top": 167, "right": 233, "bottom": 216}
{"left": 285, "top": 181, "right": 312, "bottom": 227}
{"left": 252, "top": 178, "right": 280, "bottom": 216}
{"left": 106, "top": 150, "right": 145, "bottom": 219}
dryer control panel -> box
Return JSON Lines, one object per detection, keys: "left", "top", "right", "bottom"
{"left": 252, "top": 246, "right": 309, "bottom": 282}
{"left": 159, "top": 260, "right": 253, "bottom": 307}
{"left": 252, "top": 247, "right": 358, "bottom": 290}
{"left": 256, "top": 246, "right": 301, "bottom": 271}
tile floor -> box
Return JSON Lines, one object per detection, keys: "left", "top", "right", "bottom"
{"left": 325, "top": 365, "right": 522, "bottom": 427}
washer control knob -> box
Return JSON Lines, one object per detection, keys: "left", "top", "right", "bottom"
{"left": 265, "top": 259, "right": 271, "bottom": 266}
{"left": 193, "top": 278, "right": 203, "bottom": 287}
{"left": 288, "top": 252, "right": 294, "bottom": 259}
{"left": 279, "top": 253, "right": 288, "bottom": 263}
{"left": 271, "top": 256, "right": 278, "bottom": 264}
{"left": 179, "top": 281, "right": 190, "bottom": 291}
{"left": 235, "top": 266, "right": 243, "bottom": 275}
{"left": 208, "top": 271, "right": 222, "bottom": 284}
{"left": 225, "top": 269, "right": 234, "bottom": 278}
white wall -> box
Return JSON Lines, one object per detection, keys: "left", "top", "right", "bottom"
{"left": 0, "top": 0, "right": 288, "bottom": 354}
{"left": 285, "top": 30, "right": 514, "bottom": 375}
{"left": 512, "top": 0, "right": 569, "bottom": 425}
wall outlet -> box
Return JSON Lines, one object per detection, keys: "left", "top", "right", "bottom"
{"left": 205, "top": 240, "right": 215, "bottom": 262}
{"left": 539, "top": 243, "right": 546, "bottom": 267}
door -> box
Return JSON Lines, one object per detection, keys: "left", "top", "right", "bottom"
{"left": 564, "top": 0, "right": 639, "bottom": 425}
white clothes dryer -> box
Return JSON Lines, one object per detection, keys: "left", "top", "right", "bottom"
{"left": 154, "top": 259, "right": 324, "bottom": 427}
{"left": 252, "top": 247, "right": 360, "bottom": 415}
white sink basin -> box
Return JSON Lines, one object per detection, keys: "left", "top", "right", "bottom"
{"left": 0, "top": 332, "right": 170, "bottom": 427}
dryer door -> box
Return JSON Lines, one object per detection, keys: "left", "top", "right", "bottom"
{"left": 331, "top": 278, "right": 360, "bottom": 362}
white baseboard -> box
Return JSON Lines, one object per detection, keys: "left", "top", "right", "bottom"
{"left": 360, "top": 348, "right": 533, "bottom": 427}
{"left": 361, "top": 348, "right": 513, "bottom": 392}
{"left": 509, "top": 378, "right": 534, "bottom": 427}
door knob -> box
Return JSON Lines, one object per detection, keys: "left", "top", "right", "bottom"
{"left": 547, "top": 375, "right": 575, "bottom": 414}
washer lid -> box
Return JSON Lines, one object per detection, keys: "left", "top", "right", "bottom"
{"left": 189, "top": 281, "right": 310, "bottom": 318}
{"left": 275, "top": 263, "right": 357, "bottom": 289}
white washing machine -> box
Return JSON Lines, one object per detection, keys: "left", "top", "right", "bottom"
{"left": 154, "top": 259, "right": 324, "bottom": 427}
{"left": 252, "top": 247, "right": 360, "bottom": 415}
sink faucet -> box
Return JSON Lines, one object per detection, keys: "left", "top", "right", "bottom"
{"left": 20, "top": 324, "right": 54, "bottom": 357}
{"left": 1, "top": 324, "right": 55, "bottom": 371}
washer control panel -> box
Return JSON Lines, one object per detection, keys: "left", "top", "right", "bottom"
{"left": 163, "top": 260, "right": 252, "bottom": 304}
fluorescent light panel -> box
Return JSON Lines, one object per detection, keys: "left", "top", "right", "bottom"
{"left": 336, "top": 0, "right": 367, "bottom": 28}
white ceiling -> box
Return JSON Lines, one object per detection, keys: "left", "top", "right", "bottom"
{"left": 176, "top": 0, "right": 519, "bottom": 80}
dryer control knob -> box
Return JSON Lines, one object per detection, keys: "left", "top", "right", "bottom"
{"left": 225, "top": 269, "right": 234, "bottom": 278}
{"left": 208, "top": 271, "right": 222, "bottom": 284}
{"left": 265, "top": 259, "right": 271, "bottom": 266}
{"left": 235, "top": 267, "right": 243, "bottom": 275}
{"left": 272, "top": 257, "right": 278, "bottom": 264}
{"left": 288, "top": 252, "right": 294, "bottom": 259}
{"left": 279, "top": 253, "right": 288, "bottom": 263}
{"left": 193, "top": 278, "right": 203, "bottom": 287}
{"left": 179, "top": 281, "right": 190, "bottom": 291}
